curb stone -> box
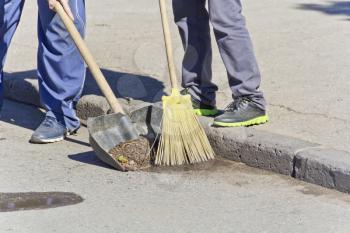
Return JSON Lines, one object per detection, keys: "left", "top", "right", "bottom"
{"left": 199, "top": 117, "right": 319, "bottom": 176}
{"left": 295, "top": 148, "right": 350, "bottom": 193}
{"left": 76, "top": 95, "right": 152, "bottom": 126}
{"left": 4, "top": 77, "right": 350, "bottom": 194}
{"left": 76, "top": 95, "right": 112, "bottom": 126}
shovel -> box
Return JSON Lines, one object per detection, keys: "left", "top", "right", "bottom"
{"left": 54, "top": 3, "right": 154, "bottom": 171}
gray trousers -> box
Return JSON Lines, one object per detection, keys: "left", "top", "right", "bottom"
{"left": 172, "top": 0, "right": 266, "bottom": 110}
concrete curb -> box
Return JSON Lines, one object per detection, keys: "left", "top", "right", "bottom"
{"left": 76, "top": 95, "right": 350, "bottom": 195}
{"left": 199, "top": 117, "right": 320, "bottom": 176}
{"left": 294, "top": 148, "right": 350, "bottom": 193}
{"left": 4, "top": 76, "right": 350, "bottom": 194}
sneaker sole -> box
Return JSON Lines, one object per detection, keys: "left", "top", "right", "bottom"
{"left": 193, "top": 109, "right": 219, "bottom": 116}
{"left": 29, "top": 135, "right": 65, "bottom": 144}
{"left": 213, "top": 115, "right": 269, "bottom": 127}
{"left": 29, "top": 128, "right": 79, "bottom": 144}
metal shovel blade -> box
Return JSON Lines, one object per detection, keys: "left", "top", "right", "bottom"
{"left": 87, "top": 104, "right": 163, "bottom": 171}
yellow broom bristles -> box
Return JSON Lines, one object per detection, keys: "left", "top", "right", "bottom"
{"left": 155, "top": 89, "right": 215, "bottom": 166}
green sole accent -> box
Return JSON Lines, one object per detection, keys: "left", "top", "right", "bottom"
{"left": 193, "top": 108, "right": 219, "bottom": 116}
{"left": 213, "top": 115, "right": 269, "bottom": 127}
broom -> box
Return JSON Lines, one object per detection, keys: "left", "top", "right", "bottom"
{"left": 155, "top": 0, "right": 215, "bottom": 166}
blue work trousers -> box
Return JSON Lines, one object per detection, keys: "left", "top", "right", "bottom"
{"left": 0, "top": 0, "right": 86, "bottom": 130}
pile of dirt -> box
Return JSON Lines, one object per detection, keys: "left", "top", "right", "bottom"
{"left": 109, "top": 136, "right": 153, "bottom": 171}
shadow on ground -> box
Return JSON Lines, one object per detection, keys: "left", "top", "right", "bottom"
{"left": 2, "top": 68, "right": 164, "bottom": 131}
{"left": 84, "top": 69, "right": 166, "bottom": 103}
{"left": 3, "top": 68, "right": 166, "bottom": 105}
{"left": 2, "top": 69, "right": 164, "bottom": 159}
{"left": 0, "top": 100, "right": 103, "bottom": 164}
{"left": 0, "top": 100, "right": 44, "bottom": 131}
{"left": 68, "top": 151, "right": 114, "bottom": 170}
{"left": 297, "top": 1, "right": 350, "bottom": 20}
{"left": 3, "top": 71, "right": 40, "bottom": 107}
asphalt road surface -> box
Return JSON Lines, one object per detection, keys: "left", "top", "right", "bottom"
{"left": 1, "top": 100, "right": 350, "bottom": 233}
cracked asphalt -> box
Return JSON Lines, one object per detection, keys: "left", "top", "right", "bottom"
{"left": 1, "top": 100, "right": 350, "bottom": 233}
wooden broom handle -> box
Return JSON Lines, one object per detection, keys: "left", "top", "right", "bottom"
{"left": 54, "top": 3, "right": 125, "bottom": 114}
{"left": 159, "top": 0, "right": 178, "bottom": 89}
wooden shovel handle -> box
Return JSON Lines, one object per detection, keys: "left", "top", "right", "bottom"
{"left": 159, "top": 0, "right": 178, "bottom": 89}
{"left": 54, "top": 3, "right": 125, "bottom": 114}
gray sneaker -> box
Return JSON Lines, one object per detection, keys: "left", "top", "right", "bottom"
{"left": 213, "top": 97, "right": 268, "bottom": 127}
{"left": 30, "top": 116, "right": 78, "bottom": 144}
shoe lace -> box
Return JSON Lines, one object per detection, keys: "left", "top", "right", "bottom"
{"left": 42, "top": 117, "right": 56, "bottom": 128}
{"left": 225, "top": 98, "right": 250, "bottom": 112}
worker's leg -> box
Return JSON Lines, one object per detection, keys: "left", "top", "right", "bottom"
{"left": 209, "top": 0, "right": 265, "bottom": 109}
{"left": 208, "top": 0, "right": 268, "bottom": 126}
{"left": 172, "top": 0, "right": 218, "bottom": 109}
{"left": 0, "top": 0, "right": 25, "bottom": 111}
{"left": 31, "top": 0, "right": 86, "bottom": 143}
